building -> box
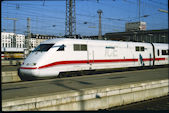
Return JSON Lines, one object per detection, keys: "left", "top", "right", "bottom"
{"left": 31, "top": 34, "right": 57, "bottom": 49}
{"left": 1, "top": 32, "right": 13, "bottom": 48}
{"left": 1, "top": 32, "right": 58, "bottom": 52}
{"left": 104, "top": 29, "right": 168, "bottom": 43}
{"left": 125, "top": 21, "right": 146, "bottom": 31}
{"left": 16, "top": 34, "right": 25, "bottom": 48}
{"left": 1, "top": 32, "right": 25, "bottom": 48}
{"left": 30, "top": 38, "right": 36, "bottom": 49}
{"left": 1, "top": 32, "right": 59, "bottom": 59}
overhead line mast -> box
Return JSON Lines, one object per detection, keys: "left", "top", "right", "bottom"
{"left": 138, "top": 0, "right": 140, "bottom": 22}
{"left": 97, "top": 9, "right": 103, "bottom": 40}
{"left": 65, "top": 0, "right": 76, "bottom": 37}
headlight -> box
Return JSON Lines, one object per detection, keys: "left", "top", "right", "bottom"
{"left": 33, "top": 63, "right": 36, "bottom": 66}
{"left": 26, "top": 63, "right": 36, "bottom": 66}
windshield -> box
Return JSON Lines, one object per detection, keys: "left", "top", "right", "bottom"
{"left": 52, "top": 44, "right": 65, "bottom": 51}
{"left": 33, "top": 44, "right": 54, "bottom": 52}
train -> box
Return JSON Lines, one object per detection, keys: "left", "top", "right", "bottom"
{"left": 19, "top": 38, "right": 169, "bottom": 80}
{"left": 1, "top": 48, "right": 26, "bottom": 60}
{"left": 1, "top": 52, "right": 24, "bottom": 60}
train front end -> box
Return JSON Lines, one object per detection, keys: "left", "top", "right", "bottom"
{"left": 19, "top": 41, "right": 59, "bottom": 80}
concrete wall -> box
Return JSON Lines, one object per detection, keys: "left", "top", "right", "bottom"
{"left": 2, "top": 79, "right": 168, "bottom": 111}
{"left": 2, "top": 71, "right": 21, "bottom": 83}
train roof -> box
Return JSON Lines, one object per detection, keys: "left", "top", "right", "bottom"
{"left": 152, "top": 43, "right": 168, "bottom": 48}
{"left": 41, "top": 38, "right": 144, "bottom": 44}
{"left": 41, "top": 38, "right": 168, "bottom": 47}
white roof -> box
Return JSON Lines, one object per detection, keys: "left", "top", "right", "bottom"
{"left": 41, "top": 38, "right": 152, "bottom": 45}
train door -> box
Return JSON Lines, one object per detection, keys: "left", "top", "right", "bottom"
{"left": 87, "top": 46, "right": 94, "bottom": 70}
{"left": 151, "top": 43, "right": 155, "bottom": 66}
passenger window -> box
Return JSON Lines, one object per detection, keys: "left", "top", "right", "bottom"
{"left": 74, "top": 44, "right": 80, "bottom": 51}
{"left": 162, "top": 50, "right": 165, "bottom": 55}
{"left": 135, "top": 46, "right": 144, "bottom": 52}
{"left": 162, "top": 50, "right": 169, "bottom": 55}
{"left": 136, "top": 46, "right": 139, "bottom": 51}
{"left": 81, "top": 44, "right": 87, "bottom": 51}
{"left": 74, "top": 44, "right": 87, "bottom": 51}
{"left": 141, "top": 47, "right": 144, "bottom": 51}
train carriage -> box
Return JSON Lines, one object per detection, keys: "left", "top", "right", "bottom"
{"left": 19, "top": 38, "right": 169, "bottom": 79}
{"left": 1, "top": 48, "right": 25, "bottom": 60}
{"left": 152, "top": 43, "right": 168, "bottom": 65}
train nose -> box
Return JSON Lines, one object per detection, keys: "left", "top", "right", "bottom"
{"left": 18, "top": 68, "right": 40, "bottom": 81}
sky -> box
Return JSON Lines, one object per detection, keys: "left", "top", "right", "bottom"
{"left": 1, "top": 0, "right": 168, "bottom": 36}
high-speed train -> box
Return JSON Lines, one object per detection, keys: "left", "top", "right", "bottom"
{"left": 19, "top": 38, "right": 169, "bottom": 80}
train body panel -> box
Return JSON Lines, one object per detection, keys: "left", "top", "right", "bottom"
{"left": 153, "top": 43, "right": 168, "bottom": 65}
{"left": 19, "top": 38, "right": 169, "bottom": 79}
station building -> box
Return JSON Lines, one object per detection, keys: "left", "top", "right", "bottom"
{"left": 104, "top": 29, "right": 168, "bottom": 43}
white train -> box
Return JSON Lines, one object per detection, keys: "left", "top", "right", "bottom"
{"left": 19, "top": 38, "right": 169, "bottom": 80}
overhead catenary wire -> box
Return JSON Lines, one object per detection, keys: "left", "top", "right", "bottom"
{"left": 2, "top": 1, "right": 158, "bottom": 22}
{"left": 2, "top": 0, "right": 168, "bottom": 36}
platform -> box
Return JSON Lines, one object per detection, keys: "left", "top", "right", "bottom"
{"left": 2, "top": 68, "right": 168, "bottom": 111}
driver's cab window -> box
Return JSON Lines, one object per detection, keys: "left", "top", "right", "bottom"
{"left": 57, "top": 44, "right": 65, "bottom": 51}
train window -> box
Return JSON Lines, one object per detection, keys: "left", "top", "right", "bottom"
{"left": 81, "top": 44, "right": 87, "bottom": 51}
{"left": 33, "top": 44, "right": 54, "bottom": 52}
{"left": 57, "top": 44, "right": 65, "bottom": 51}
{"left": 136, "top": 46, "right": 139, "bottom": 51}
{"left": 74, "top": 44, "right": 87, "bottom": 51}
{"left": 157, "top": 49, "right": 160, "bottom": 56}
{"left": 141, "top": 47, "right": 144, "bottom": 51}
{"left": 162, "top": 50, "right": 169, "bottom": 55}
{"left": 162, "top": 50, "right": 165, "bottom": 55}
{"left": 74, "top": 44, "right": 80, "bottom": 51}
{"left": 136, "top": 46, "right": 144, "bottom": 51}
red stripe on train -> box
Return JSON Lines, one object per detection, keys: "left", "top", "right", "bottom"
{"left": 20, "top": 67, "right": 37, "bottom": 69}
{"left": 38, "top": 59, "right": 138, "bottom": 69}
{"left": 20, "top": 58, "right": 166, "bottom": 70}
{"left": 142, "top": 58, "right": 165, "bottom": 61}
{"left": 155, "top": 58, "right": 166, "bottom": 60}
